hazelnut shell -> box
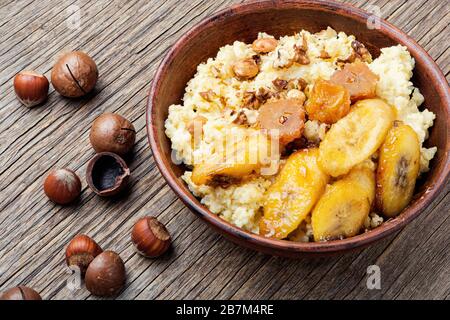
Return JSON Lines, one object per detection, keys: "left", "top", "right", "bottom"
{"left": 131, "top": 216, "right": 171, "bottom": 258}
{"left": 89, "top": 113, "right": 136, "bottom": 155}
{"left": 65, "top": 234, "right": 103, "bottom": 275}
{"left": 85, "top": 251, "right": 126, "bottom": 297}
{"left": 43, "top": 169, "right": 82, "bottom": 204}
{"left": 86, "top": 152, "right": 130, "bottom": 197}
{"left": 0, "top": 286, "right": 42, "bottom": 300}
{"left": 51, "top": 51, "right": 98, "bottom": 97}
{"left": 13, "top": 71, "right": 49, "bottom": 108}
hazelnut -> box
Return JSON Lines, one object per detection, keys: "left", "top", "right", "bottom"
{"left": 131, "top": 216, "right": 171, "bottom": 258}
{"left": 13, "top": 70, "right": 49, "bottom": 107}
{"left": 232, "top": 58, "right": 259, "bottom": 80}
{"left": 0, "top": 286, "right": 42, "bottom": 300}
{"left": 43, "top": 168, "right": 82, "bottom": 204}
{"left": 65, "top": 234, "right": 103, "bottom": 275}
{"left": 85, "top": 251, "right": 126, "bottom": 297}
{"left": 86, "top": 152, "right": 130, "bottom": 197}
{"left": 51, "top": 51, "right": 98, "bottom": 97}
{"left": 90, "top": 113, "right": 136, "bottom": 155}
{"left": 252, "top": 38, "right": 278, "bottom": 53}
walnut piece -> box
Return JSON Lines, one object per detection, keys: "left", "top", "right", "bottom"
{"left": 199, "top": 89, "right": 216, "bottom": 102}
{"left": 272, "top": 78, "right": 288, "bottom": 91}
{"left": 233, "top": 110, "right": 249, "bottom": 126}
{"left": 293, "top": 35, "right": 310, "bottom": 65}
{"left": 351, "top": 40, "right": 371, "bottom": 62}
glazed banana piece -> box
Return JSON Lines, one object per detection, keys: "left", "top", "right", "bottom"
{"left": 260, "top": 148, "right": 329, "bottom": 239}
{"left": 376, "top": 121, "right": 420, "bottom": 217}
{"left": 191, "top": 133, "right": 276, "bottom": 186}
{"left": 312, "top": 166, "right": 375, "bottom": 241}
{"left": 318, "top": 98, "right": 395, "bottom": 177}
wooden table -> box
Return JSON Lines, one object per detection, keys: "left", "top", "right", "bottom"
{"left": 0, "top": 0, "right": 448, "bottom": 300}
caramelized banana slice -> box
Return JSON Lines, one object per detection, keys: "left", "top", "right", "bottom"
{"left": 318, "top": 99, "right": 395, "bottom": 177}
{"left": 191, "top": 133, "right": 276, "bottom": 186}
{"left": 376, "top": 121, "right": 420, "bottom": 217}
{"left": 312, "top": 166, "right": 375, "bottom": 241}
{"left": 260, "top": 148, "right": 329, "bottom": 239}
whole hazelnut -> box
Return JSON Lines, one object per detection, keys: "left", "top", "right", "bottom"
{"left": 90, "top": 113, "right": 136, "bottom": 155}
{"left": 43, "top": 168, "right": 82, "bottom": 204}
{"left": 232, "top": 58, "right": 259, "bottom": 80}
{"left": 131, "top": 216, "right": 171, "bottom": 258}
{"left": 51, "top": 51, "right": 98, "bottom": 97}
{"left": 252, "top": 38, "right": 278, "bottom": 53}
{"left": 65, "top": 234, "right": 103, "bottom": 275}
{"left": 0, "top": 286, "right": 42, "bottom": 300}
{"left": 85, "top": 251, "right": 126, "bottom": 297}
{"left": 13, "top": 70, "right": 49, "bottom": 107}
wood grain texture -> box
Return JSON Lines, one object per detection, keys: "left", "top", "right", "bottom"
{"left": 0, "top": 0, "right": 448, "bottom": 300}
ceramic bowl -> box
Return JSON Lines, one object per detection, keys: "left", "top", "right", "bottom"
{"left": 147, "top": 0, "right": 450, "bottom": 257}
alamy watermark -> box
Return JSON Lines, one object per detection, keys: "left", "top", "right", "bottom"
{"left": 366, "top": 265, "right": 381, "bottom": 290}
{"left": 366, "top": 5, "right": 382, "bottom": 30}
{"left": 66, "top": 4, "right": 81, "bottom": 30}
{"left": 66, "top": 265, "right": 82, "bottom": 292}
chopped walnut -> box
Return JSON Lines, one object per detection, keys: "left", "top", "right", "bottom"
{"left": 252, "top": 54, "right": 261, "bottom": 65}
{"left": 293, "top": 45, "right": 310, "bottom": 65}
{"left": 351, "top": 40, "right": 371, "bottom": 62}
{"left": 272, "top": 78, "right": 288, "bottom": 91}
{"left": 232, "top": 110, "right": 249, "bottom": 126}
{"left": 338, "top": 40, "right": 371, "bottom": 66}
{"left": 199, "top": 89, "right": 216, "bottom": 102}
{"left": 255, "top": 87, "right": 273, "bottom": 103}
{"left": 242, "top": 91, "right": 260, "bottom": 109}
{"left": 293, "top": 35, "right": 310, "bottom": 65}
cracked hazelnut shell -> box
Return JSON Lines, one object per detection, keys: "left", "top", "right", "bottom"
{"left": 65, "top": 234, "right": 103, "bottom": 275}
{"left": 13, "top": 70, "right": 49, "bottom": 107}
{"left": 89, "top": 113, "right": 136, "bottom": 155}
{"left": 131, "top": 216, "right": 171, "bottom": 258}
{"left": 0, "top": 286, "right": 42, "bottom": 300}
{"left": 43, "top": 168, "right": 82, "bottom": 204}
{"left": 85, "top": 250, "right": 126, "bottom": 297}
{"left": 86, "top": 152, "right": 130, "bottom": 197}
{"left": 51, "top": 51, "right": 98, "bottom": 97}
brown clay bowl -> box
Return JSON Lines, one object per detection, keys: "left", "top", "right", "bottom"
{"left": 147, "top": 0, "right": 450, "bottom": 257}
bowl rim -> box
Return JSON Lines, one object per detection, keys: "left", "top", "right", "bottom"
{"left": 147, "top": 0, "right": 450, "bottom": 254}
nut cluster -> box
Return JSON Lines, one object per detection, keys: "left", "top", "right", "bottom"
{"left": 0, "top": 286, "right": 42, "bottom": 300}
{"left": 11, "top": 46, "right": 172, "bottom": 300}
{"left": 65, "top": 235, "right": 126, "bottom": 297}
{"left": 65, "top": 234, "right": 103, "bottom": 274}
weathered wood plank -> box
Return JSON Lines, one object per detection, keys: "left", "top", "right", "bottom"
{"left": 0, "top": 0, "right": 448, "bottom": 300}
